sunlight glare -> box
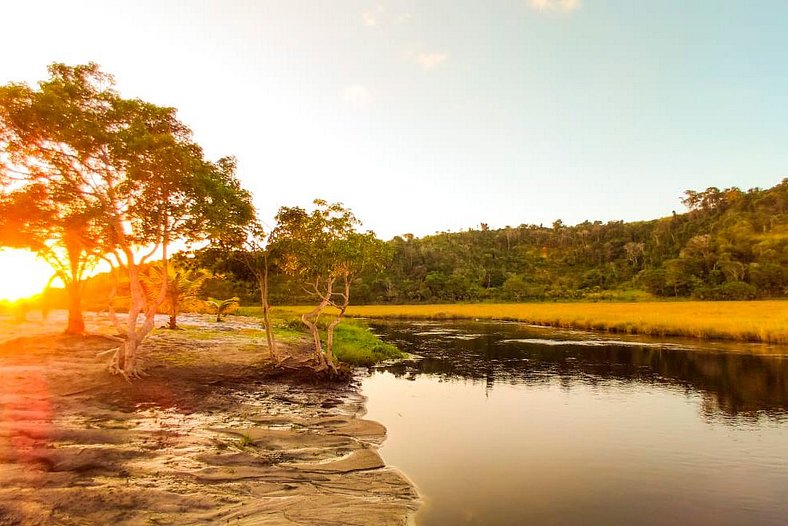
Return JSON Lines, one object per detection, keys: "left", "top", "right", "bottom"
{"left": 0, "top": 249, "right": 55, "bottom": 301}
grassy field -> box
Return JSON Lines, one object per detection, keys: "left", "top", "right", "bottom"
{"left": 263, "top": 301, "right": 788, "bottom": 345}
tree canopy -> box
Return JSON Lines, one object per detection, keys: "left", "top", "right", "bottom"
{"left": 270, "top": 200, "right": 390, "bottom": 370}
{"left": 0, "top": 62, "right": 256, "bottom": 377}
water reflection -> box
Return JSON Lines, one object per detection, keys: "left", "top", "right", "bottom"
{"left": 372, "top": 320, "right": 788, "bottom": 420}
{"left": 363, "top": 320, "right": 788, "bottom": 525}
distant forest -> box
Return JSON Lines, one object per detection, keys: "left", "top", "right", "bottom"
{"left": 239, "top": 179, "right": 786, "bottom": 304}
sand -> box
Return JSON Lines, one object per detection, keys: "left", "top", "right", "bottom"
{"left": 0, "top": 311, "right": 418, "bottom": 525}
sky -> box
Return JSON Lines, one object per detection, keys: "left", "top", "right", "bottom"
{"left": 2, "top": 0, "right": 788, "bottom": 240}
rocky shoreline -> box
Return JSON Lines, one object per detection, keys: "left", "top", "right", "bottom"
{"left": 0, "top": 313, "right": 419, "bottom": 525}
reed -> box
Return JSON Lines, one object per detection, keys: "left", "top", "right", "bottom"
{"left": 272, "top": 301, "right": 788, "bottom": 344}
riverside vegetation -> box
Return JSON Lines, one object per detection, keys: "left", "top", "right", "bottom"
{"left": 237, "top": 307, "right": 404, "bottom": 366}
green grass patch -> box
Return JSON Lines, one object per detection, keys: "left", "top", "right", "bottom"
{"left": 236, "top": 306, "right": 404, "bottom": 364}
{"left": 331, "top": 321, "right": 405, "bottom": 366}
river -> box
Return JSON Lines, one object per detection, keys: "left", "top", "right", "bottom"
{"left": 361, "top": 320, "right": 788, "bottom": 525}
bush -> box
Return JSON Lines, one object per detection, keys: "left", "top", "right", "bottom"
{"left": 692, "top": 280, "right": 758, "bottom": 300}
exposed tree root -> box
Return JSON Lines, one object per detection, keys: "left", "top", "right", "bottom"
{"left": 270, "top": 352, "right": 349, "bottom": 382}
{"left": 106, "top": 347, "right": 148, "bottom": 381}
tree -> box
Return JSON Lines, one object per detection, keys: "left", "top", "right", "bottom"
{"left": 0, "top": 183, "right": 104, "bottom": 333}
{"left": 191, "top": 220, "right": 282, "bottom": 362}
{"left": 270, "top": 200, "right": 389, "bottom": 372}
{"left": 0, "top": 63, "right": 255, "bottom": 378}
{"left": 141, "top": 262, "right": 209, "bottom": 330}
{"left": 236, "top": 225, "right": 280, "bottom": 360}
{"left": 205, "top": 297, "right": 240, "bottom": 322}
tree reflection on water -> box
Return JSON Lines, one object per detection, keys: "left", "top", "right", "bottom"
{"left": 371, "top": 320, "right": 788, "bottom": 420}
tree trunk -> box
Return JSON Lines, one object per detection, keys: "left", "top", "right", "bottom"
{"left": 300, "top": 277, "right": 334, "bottom": 369}
{"left": 301, "top": 313, "right": 327, "bottom": 369}
{"left": 260, "top": 259, "right": 278, "bottom": 361}
{"left": 64, "top": 282, "right": 85, "bottom": 335}
{"left": 167, "top": 299, "right": 178, "bottom": 329}
{"left": 325, "top": 276, "right": 350, "bottom": 370}
{"left": 108, "top": 237, "right": 169, "bottom": 379}
{"left": 325, "top": 317, "right": 340, "bottom": 368}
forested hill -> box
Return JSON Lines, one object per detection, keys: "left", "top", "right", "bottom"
{"left": 351, "top": 180, "right": 788, "bottom": 303}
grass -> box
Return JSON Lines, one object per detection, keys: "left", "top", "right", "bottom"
{"left": 236, "top": 307, "right": 405, "bottom": 365}
{"left": 272, "top": 301, "right": 788, "bottom": 345}
{"left": 237, "top": 433, "right": 255, "bottom": 449}
{"left": 330, "top": 321, "right": 404, "bottom": 366}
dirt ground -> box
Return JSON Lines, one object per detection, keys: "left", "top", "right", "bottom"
{"left": 0, "top": 312, "right": 418, "bottom": 525}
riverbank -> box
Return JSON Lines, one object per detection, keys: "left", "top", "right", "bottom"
{"left": 276, "top": 301, "right": 788, "bottom": 345}
{"left": 0, "top": 312, "right": 418, "bottom": 525}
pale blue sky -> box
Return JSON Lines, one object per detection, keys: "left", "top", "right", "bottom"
{"left": 3, "top": 0, "right": 787, "bottom": 239}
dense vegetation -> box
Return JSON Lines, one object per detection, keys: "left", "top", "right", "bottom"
{"left": 360, "top": 181, "right": 788, "bottom": 303}
{"left": 193, "top": 180, "right": 787, "bottom": 304}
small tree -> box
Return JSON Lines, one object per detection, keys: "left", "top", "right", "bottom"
{"left": 192, "top": 221, "right": 281, "bottom": 362}
{"left": 270, "top": 200, "right": 389, "bottom": 372}
{"left": 236, "top": 225, "right": 280, "bottom": 360}
{"left": 141, "top": 262, "right": 209, "bottom": 329}
{"left": 206, "top": 296, "right": 240, "bottom": 322}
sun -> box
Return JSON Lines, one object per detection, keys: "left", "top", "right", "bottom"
{"left": 0, "top": 248, "right": 56, "bottom": 302}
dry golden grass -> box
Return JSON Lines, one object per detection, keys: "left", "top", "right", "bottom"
{"left": 276, "top": 301, "right": 788, "bottom": 344}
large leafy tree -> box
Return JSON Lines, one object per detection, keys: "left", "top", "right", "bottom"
{"left": 0, "top": 182, "right": 104, "bottom": 333}
{"left": 270, "top": 200, "right": 389, "bottom": 372}
{"left": 0, "top": 63, "right": 255, "bottom": 378}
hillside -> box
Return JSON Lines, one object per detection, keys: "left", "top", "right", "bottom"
{"left": 351, "top": 180, "right": 788, "bottom": 303}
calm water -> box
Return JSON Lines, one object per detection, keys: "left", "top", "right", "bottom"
{"left": 361, "top": 320, "right": 788, "bottom": 525}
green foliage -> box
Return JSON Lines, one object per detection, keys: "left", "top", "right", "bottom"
{"left": 205, "top": 296, "right": 240, "bottom": 321}
{"left": 268, "top": 199, "right": 391, "bottom": 367}
{"left": 0, "top": 63, "right": 255, "bottom": 253}
{"left": 330, "top": 322, "right": 405, "bottom": 366}
{"left": 270, "top": 200, "right": 390, "bottom": 287}
{"left": 236, "top": 308, "right": 403, "bottom": 364}
{"left": 173, "top": 184, "right": 788, "bottom": 307}
{"left": 691, "top": 281, "right": 759, "bottom": 301}
{"left": 141, "top": 262, "right": 209, "bottom": 328}
{"left": 192, "top": 180, "right": 787, "bottom": 306}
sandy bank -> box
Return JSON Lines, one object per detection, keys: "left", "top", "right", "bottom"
{"left": 0, "top": 312, "right": 419, "bottom": 525}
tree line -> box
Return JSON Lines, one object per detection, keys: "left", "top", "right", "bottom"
{"left": 358, "top": 182, "right": 787, "bottom": 303}
{"left": 202, "top": 181, "right": 787, "bottom": 305}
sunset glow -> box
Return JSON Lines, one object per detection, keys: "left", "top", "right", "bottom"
{"left": 0, "top": 249, "right": 55, "bottom": 301}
